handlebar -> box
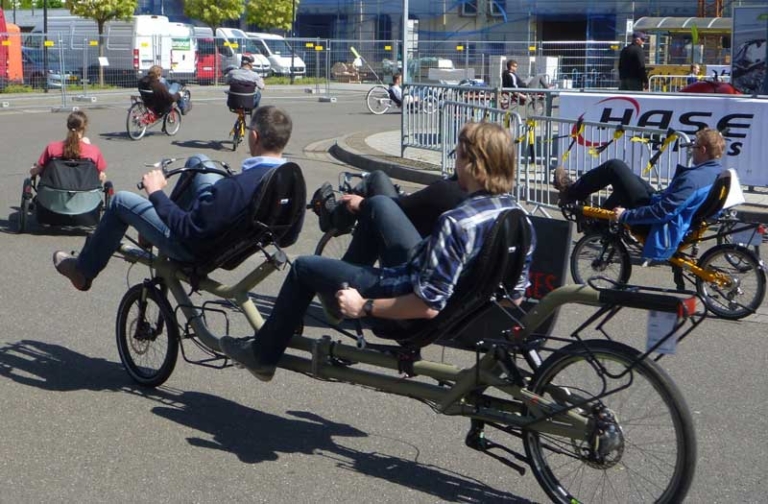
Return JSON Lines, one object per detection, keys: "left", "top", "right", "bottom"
{"left": 136, "top": 158, "right": 234, "bottom": 190}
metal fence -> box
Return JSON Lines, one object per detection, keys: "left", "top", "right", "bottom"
{"left": 430, "top": 99, "right": 692, "bottom": 214}
{"left": 1, "top": 34, "right": 623, "bottom": 93}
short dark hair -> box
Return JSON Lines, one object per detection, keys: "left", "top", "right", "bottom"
{"left": 250, "top": 106, "right": 292, "bottom": 152}
{"left": 392, "top": 72, "right": 402, "bottom": 84}
{"left": 506, "top": 59, "right": 518, "bottom": 70}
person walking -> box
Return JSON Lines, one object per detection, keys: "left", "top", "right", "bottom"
{"left": 618, "top": 32, "right": 648, "bottom": 91}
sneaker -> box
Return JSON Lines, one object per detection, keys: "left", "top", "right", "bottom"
{"left": 553, "top": 167, "right": 576, "bottom": 205}
{"left": 317, "top": 292, "right": 344, "bottom": 326}
{"left": 553, "top": 167, "right": 573, "bottom": 192}
{"left": 53, "top": 251, "right": 92, "bottom": 291}
{"left": 219, "top": 336, "right": 276, "bottom": 382}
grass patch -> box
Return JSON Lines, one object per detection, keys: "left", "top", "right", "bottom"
{"left": 1, "top": 84, "right": 35, "bottom": 94}
{"left": 264, "top": 76, "right": 328, "bottom": 85}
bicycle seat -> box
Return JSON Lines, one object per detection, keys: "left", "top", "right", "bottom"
{"left": 180, "top": 162, "right": 307, "bottom": 278}
{"left": 373, "top": 209, "right": 532, "bottom": 349}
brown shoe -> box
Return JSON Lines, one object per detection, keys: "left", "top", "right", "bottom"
{"left": 53, "top": 251, "right": 92, "bottom": 291}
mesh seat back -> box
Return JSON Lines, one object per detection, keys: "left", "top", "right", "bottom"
{"left": 690, "top": 171, "right": 731, "bottom": 228}
{"left": 373, "top": 209, "right": 532, "bottom": 349}
{"left": 192, "top": 162, "right": 307, "bottom": 275}
{"left": 36, "top": 158, "right": 103, "bottom": 218}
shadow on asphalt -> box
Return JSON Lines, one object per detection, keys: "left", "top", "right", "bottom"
{"left": 1, "top": 210, "right": 93, "bottom": 237}
{"left": 0, "top": 338, "right": 532, "bottom": 503}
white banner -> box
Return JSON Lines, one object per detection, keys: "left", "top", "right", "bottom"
{"left": 559, "top": 92, "right": 768, "bottom": 187}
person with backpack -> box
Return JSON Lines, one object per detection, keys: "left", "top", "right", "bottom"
{"left": 225, "top": 54, "right": 265, "bottom": 111}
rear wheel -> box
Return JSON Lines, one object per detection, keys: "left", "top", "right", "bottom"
{"left": 571, "top": 232, "right": 632, "bottom": 287}
{"left": 524, "top": 339, "right": 696, "bottom": 504}
{"left": 18, "top": 193, "right": 31, "bottom": 233}
{"left": 126, "top": 102, "right": 148, "bottom": 140}
{"left": 116, "top": 283, "right": 179, "bottom": 387}
{"left": 695, "top": 244, "right": 766, "bottom": 320}
{"left": 163, "top": 108, "right": 182, "bottom": 136}
{"left": 231, "top": 116, "right": 243, "bottom": 151}
{"left": 366, "top": 85, "right": 391, "bottom": 115}
{"left": 181, "top": 88, "right": 191, "bottom": 102}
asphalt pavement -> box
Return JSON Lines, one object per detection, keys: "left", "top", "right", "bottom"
{"left": 0, "top": 88, "right": 766, "bottom": 503}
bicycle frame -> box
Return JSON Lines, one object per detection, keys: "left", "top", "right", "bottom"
{"left": 576, "top": 205, "right": 752, "bottom": 288}
{"left": 118, "top": 242, "right": 659, "bottom": 438}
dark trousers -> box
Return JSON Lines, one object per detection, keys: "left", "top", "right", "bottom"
{"left": 619, "top": 78, "right": 644, "bottom": 91}
{"left": 566, "top": 159, "right": 655, "bottom": 210}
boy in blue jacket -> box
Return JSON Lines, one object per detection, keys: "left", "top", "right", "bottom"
{"left": 554, "top": 128, "right": 725, "bottom": 260}
{"left": 52, "top": 106, "right": 292, "bottom": 291}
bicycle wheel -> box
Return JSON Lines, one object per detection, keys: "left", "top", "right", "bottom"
{"left": 116, "top": 283, "right": 179, "bottom": 387}
{"left": 163, "top": 108, "right": 182, "bottom": 136}
{"left": 421, "top": 95, "right": 439, "bottom": 114}
{"left": 366, "top": 85, "right": 391, "bottom": 115}
{"left": 18, "top": 195, "right": 31, "bottom": 233}
{"left": 695, "top": 244, "right": 766, "bottom": 320}
{"left": 181, "top": 87, "right": 191, "bottom": 102}
{"left": 570, "top": 232, "right": 632, "bottom": 287}
{"left": 314, "top": 228, "right": 354, "bottom": 259}
{"left": 231, "top": 116, "right": 242, "bottom": 152}
{"left": 524, "top": 339, "right": 696, "bottom": 504}
{"left": 126, "top": 102, "right": 148, "bottom": 140}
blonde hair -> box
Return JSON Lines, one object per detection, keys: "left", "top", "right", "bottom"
{"left": 457, "top": 122, "right": 516, "bottom": 194}
{"left": 63, "top": 110, "right": 88, "bottom": 159}
{"left": 696, "top": 128, "right": 725, "bottom": 159}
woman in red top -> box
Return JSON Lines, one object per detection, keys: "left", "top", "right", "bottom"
{"left": 31, "top": 111, "right": 108, "bottom": 182}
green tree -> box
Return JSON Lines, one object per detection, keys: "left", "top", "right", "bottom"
{"left": 64, "top": 0, "right": 137, "bottom": 86}
{"left": 246, "top": 0, "right": 299, "bottom": 33}
{"left": 184, "top": 0, "right": 244, "bottom": 32}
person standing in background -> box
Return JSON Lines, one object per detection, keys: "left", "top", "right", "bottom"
{"left": 619, "top": 32, "right": 648, "bottom": 91}
{"left": 687, "top": 63, "right": 702, "bottom": 85}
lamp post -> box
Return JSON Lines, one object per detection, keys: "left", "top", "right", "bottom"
{"left": 43, "top": 0, "right": 49, "bottom": 93}
{"left": 290, "top": 0, "right": 296, "bottom": 84}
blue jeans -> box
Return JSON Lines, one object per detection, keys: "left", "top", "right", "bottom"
{"left": 76, "top": 154, "right": 222, "bottom": 280}
{"left": 166, "top": 81, "right": 189, "bottom": 113}
{"left": 342, "top": 195, "right": 421, "bottom": 266}
{"left": 255, "top": 199, "right": 422, "bottom": 366}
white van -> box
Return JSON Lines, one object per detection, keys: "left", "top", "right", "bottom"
{"left": 246, "top": 32, "right": 306, "bottom": 77}
{"left": 28, "top": 15, "right": 174, "bottom": 85}
{"left": 215, "top": 27, "right": 271, "bottom": 76}
{"left": 167, "top": 22, "right": 197, "bottom": 82}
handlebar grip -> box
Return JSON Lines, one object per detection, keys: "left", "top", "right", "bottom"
{"left": 340, "top": 282, "right": 350, "bottom": 290}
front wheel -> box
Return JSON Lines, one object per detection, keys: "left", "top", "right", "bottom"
{"left": 366, "top": 85, "right": 391, "bottom": 115}
{"left": 570, "top": 232, "right": 632, "bottom": 287}
{"left": 314, "top": 228, "right": 355, "bottom": 259}
{"left": 695, "top": 244, "right": 766, "bottom": 319}
{"left": 116, "top": 283, "right": 179, "bottom": 387}
{"left": 163, "top": 108, "right": 182, "bottom": 136}
{"left": 524, "top": 339, "right": 696, "bottom": 504}
{"left": 421, "top": 95, "right": 439, "bottom": 114}
{"left": 126, "top": 102, "right": 148, "bottom": 140}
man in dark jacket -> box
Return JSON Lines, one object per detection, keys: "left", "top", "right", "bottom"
{"left": 553, "top": 128, "right": 725, "bottom": 260}
{"left": 618, "top": 32, "right": 648, "bottom": 91}
{"left": 502, "top": 59, "right": 527, "bottom": 89}
{"left": 52, "top": 106, "right": 292, "bottom": 291}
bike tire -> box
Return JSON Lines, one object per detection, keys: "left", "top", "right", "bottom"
{"left": 366, "top": 85, "right": 391, "bottom": 115}
{"left": 314, "top": 228, "right": 354, "bottom": 259}
{"left": 116, "top": 283, "right": 179, "bottom": 387}
{"left": 18, "top": 194, "right": 30, "bottom": 234}
{"left": 126, "top": 102, "right": 148, "bottom": 140}
{"left": 695, "top": 244, "right": 766, "bottom": 320}
{"left": 570, "top": 232, "right": 632, "bottom": 287}
{"left": 163, "top": 108, "right": 182, "bottom": 136}
{"left": 231, "top": 117, "right": 242, "bottom": 152}
{"left": 181, "top": 88, "right": 191, "bottom": 102}
{"left": 421, "top": 95, "right": 439, "bottom": 115}
{"left": 524, "top": 339, "right": 696, "bottom": 504}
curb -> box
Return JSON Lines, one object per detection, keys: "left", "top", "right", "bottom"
{"left": 330, "top": 133, "right": 444, "bottom": 186}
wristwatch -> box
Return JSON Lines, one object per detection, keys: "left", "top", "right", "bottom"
{"left": 362, "top": 299, "right": 374, "bottom": 317}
